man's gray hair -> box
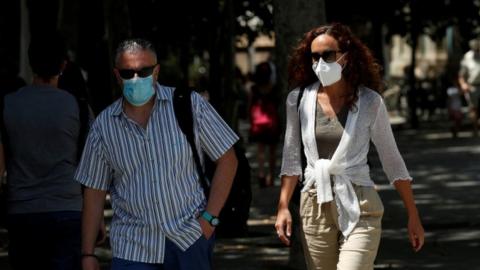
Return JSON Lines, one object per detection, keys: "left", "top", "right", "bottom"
{"left": 115, "top": 38, "right": 157, "bottom": 65}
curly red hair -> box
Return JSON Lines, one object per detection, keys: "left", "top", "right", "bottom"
{"left": 288, "top": 23, "right": 383, "bottom": 108}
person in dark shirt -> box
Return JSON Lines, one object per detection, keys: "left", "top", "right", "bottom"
{"left": 0, "top": 34, "right": 83, "bottom": 270}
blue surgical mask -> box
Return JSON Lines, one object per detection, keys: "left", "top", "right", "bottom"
{"left": 122, "top": 75, "right": 155, "bottom": 106}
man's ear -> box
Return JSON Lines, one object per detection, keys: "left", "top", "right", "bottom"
{"left": 153, "top": 64, "right": 160, "bottom": 82}
{"left": 113, "top": 68, "right": 123, "bottom": 87}
{"left": 60, "top": 60, "right": 67, "bottom": 74}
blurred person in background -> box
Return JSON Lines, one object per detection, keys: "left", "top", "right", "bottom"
{"left": 446, "top": 76, "right": 465, "bottom": 138}
{"left": 248, "top": 62, "right": 280, "bottom": 187}
{"left": 458, "top": 38, "right": 480, "bottom": 136}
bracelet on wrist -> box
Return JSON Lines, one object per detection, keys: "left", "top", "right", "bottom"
{"left": 81, "top": 253, "right": 99, "bottom": 260}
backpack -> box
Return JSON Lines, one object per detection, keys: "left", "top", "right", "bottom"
{"left": 173, "top": 87, "right": 252, "bottom": 237}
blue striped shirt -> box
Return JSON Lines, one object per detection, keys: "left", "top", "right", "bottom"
{"left": 74, "top": 84, "right": 238, "bottom": 263}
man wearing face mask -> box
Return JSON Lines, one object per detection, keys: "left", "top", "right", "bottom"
{"left": 459, "top": 38, "right": 480, "bottom": 136}
{"left": 75, "top": 39, "right": 238, "bottom": 270}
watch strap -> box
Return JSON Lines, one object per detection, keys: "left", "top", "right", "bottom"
{"left": 201, "top": 211, "right": 218, "bottom": 226}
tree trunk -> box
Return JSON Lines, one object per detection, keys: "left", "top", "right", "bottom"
{"left": 76, "top": 0, "right": 111, "bottom": 113}
{"left": 207, "top": 2, "right": 223, "bottom": 110}
{"left": 273, "top": 1, "right": 326, "bottom": 269}
{"left": 208, "top": 0, "right": 235, "bottom": 126}
{"left": 73, "top": 0, "right": 131, "bottom": 113}
{"left": 273, "top": 0, "right": 326, "bottom": 97}
{"left": 57, "top": 0, "right": 81, "bottom": 54}
{"left": 104, "top": 0, "right": 132, "bottom": 101}
{"left": 19, "top": 0, "right": 31, "bottom": 82}
{"left": 221, "top": 0, "right": 236, "bottom": 125}
{"left": 0, "top": 0, "right": 22, "bottom": 81}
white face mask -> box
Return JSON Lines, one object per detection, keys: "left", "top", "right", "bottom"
{"left": 312, "top": 53, "right": 346, "bottom": 87}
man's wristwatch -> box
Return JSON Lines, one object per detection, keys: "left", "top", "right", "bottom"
{"left": 201, "top": 211, "right": 220, "bottom": 227}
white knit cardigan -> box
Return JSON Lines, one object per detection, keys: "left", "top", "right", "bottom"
{"left": 280, "top": 81, "right": 412, "bottom": 237}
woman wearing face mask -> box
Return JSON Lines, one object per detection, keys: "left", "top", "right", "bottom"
{"left": 274, "top": 23, "right": 424, "bottom": 270}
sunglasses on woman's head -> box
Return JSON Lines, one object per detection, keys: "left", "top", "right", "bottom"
{"left": 311, "top": 50, "right": 342, "bottom": 63}
{"left": 117, "top": 65, "right": 156, "bottom": 79}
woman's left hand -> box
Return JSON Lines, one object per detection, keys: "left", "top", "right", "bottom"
{"left": 408, "top": 214, "right": 425, "bottom": 252}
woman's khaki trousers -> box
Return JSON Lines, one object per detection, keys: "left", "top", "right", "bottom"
{"left": 300, "top": 185, "right": 384, "bottom": 270}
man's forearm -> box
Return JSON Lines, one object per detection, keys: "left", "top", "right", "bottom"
{"left": 82, "top": 187, "right": 107, "bottom": 254}
{"left": 205, "top": 148, "right": 238, "bottom": 216}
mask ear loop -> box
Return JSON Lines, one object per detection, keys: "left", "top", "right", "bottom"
{"left": 336, "top": 52, "right": 347, "bottom": 62}
{"left": 337, "top": 52, "right": 348, "bottom": 69}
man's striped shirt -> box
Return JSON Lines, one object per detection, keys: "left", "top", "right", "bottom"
{"left": 74, "top": 84, "right": 238, "bottom": 263}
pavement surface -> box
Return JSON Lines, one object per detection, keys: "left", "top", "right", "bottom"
{"left": 1, "top": 114, "right": 480, "bottom": 269}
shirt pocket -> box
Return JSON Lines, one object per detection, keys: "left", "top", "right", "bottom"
{"left": 169, "top": 132, "right": 196, "bottom": 178}
{"left": 174, "top": 136, "right": 192, "bottom": 164}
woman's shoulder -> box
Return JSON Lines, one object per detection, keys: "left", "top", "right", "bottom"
{"left": 287, "top": 87, "right": 301, "bottom": 97}
{"left": 359, "top": 86, "right": 382, "bottom": 99}
{"left": 287, "top": 82, "right": 319, "bottom": 102}
{"left": 359, "top": 86, "right": 383, "bottom": 106}
{"left": 357, "top": 86, "right": 386, "bottom": 119}
{"left": 286, "top": 87, "right": 301, "bottom": 106}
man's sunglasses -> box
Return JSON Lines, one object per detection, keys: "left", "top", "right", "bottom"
{"left": 311, "top": 50, "right": 342, "bottom": 63}
{"left": 117, "top": 65, "right": 157, "bottom": 79}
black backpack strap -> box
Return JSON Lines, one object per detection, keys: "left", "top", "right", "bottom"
{"left": 0, "top": 96, "right": 10, "bottom": 159}
{"left": 0, "top": 97, "right": 5, "bottom": 143}
{"left": 296, "top": 87, "right": 307, "bottom": 182}
{"left": 173, "top": 87, "right": 210, "bottom": 198}
{"left": 0, "top": 96, "right": 7, "bottom": 227}
{"left": 76, "top": 98, "right": 91, "bottom": 161}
